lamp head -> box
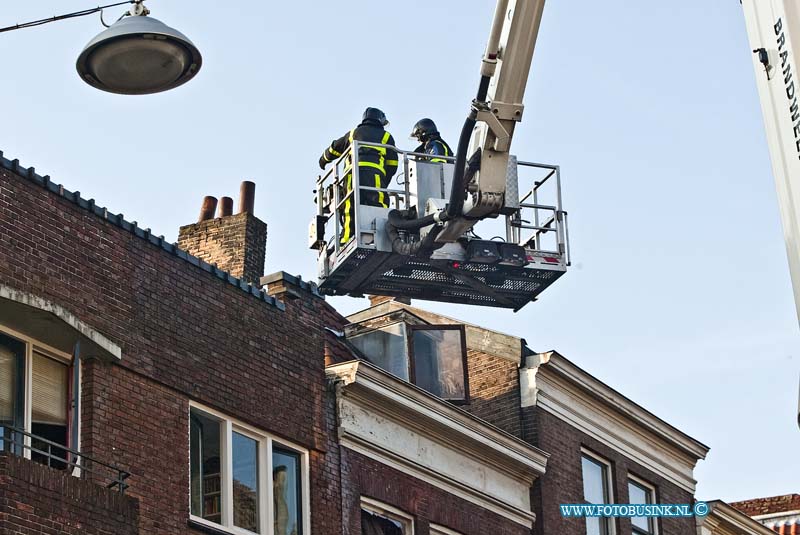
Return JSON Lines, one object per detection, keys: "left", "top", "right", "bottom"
{"left": 76, "top": 7, "right": 201, "bottom": 95}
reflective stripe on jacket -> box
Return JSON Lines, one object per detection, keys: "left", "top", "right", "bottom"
{"left": 320, "top": 121, "right": 398, "bottom": 178}
{"left": 414, "top": 137, "right": 453, "bottom": 163}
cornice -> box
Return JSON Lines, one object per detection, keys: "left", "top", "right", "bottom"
{"left": 700, "top": 501, "right": 779, "bottom": 535}
{"left": 326, "top": 360, "right": 548, "bottom": 527}
{"left": 327, "top": 360, "right": 548, "bottom": 476}
{"left": 531, "top": 351, "right": 709, "bottom": 459}
{"left": 523, "top": 351, "right": 708, "bottom": 493}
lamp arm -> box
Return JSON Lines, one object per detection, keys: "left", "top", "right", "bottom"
{"left": 0, "top": 0, "right": 135, "bottom": 34}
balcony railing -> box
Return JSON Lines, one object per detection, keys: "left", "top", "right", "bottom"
{"left": 0, "top": 424, "right": 130, "bottom": 493}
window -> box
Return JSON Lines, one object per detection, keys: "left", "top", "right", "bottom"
{"left": 408, "top": 325, "right": 467, "bottom": 402}
{"left": 0, "top": 328, "right": 75, "bottom": 469}
{"left": 628, "top": 476, "right": 657, "bottom": 535}
{"left": 189, "top": 405, "right": 309, "bottom": 535}
{"left": 348, "top": 321, "right": 469, "bottom": 402}
{"left": 273, "top": 447, "right": 302, "bottom": 535}
{"left": 349, "top": 323, "right": 409, "bottom": 381}
{"left": 582, "top": 451, "right": 615, "bottom": 535}
{"left": 360, "top": 497, "right": 413, "bottom": 535}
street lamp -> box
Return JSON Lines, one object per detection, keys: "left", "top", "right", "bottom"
{"left": 1, "top": 0, "right": 201, "bottom": 95}
{"left": 76, "top": 2, "right": 201, "bottom": 95}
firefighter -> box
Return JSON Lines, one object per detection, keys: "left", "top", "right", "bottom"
{"left": 319, "top": 107, "right": 398, "bottom": 245}
{"left": 410, "top": 118, "right": 453, "bottom": 163}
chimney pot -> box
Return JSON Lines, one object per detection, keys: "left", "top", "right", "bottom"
{"left": 180, "top": 191, "right": 267, "bottom": 285}
{"left": 199, "top": 196, "right": 218, "bottom": 222}
{"left": 239, "top": 181, "right": 256, "bottom": 214}
{"left": 218, "top": 196, "right": 233, "bottom": 218}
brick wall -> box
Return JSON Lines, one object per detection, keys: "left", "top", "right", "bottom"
{"left": 0, "top": 159, "right": 705, "bottom": 535}
{"left": 177, "top": 211, "right": 267, "bottom": 284}
{"left": 730, "top": 494, "right": 800, "bottom": 517}
{"left": 462, "top": 349, "right": 522, "bottom": 438}
{"left": 0, "top": 453, "right": 139, "bottom": 535}
{"left": 0, "top": 165, "right": 341, "bottom": 533}
{"left": 339, "top": 447, "right": 530, "bottom": 535}
{"left": 528, "top": 408, "right": 695, "bottom": 535}
{"left": 262, "top": 272, "right": 354, "bottom": 367}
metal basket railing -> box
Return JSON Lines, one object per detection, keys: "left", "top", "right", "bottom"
{"left": 0, "top": 424, "right": 130, "bottom": 493}
{"left": 316, "top": 142, "right": 568, "bottom": 263}
{"left": 508, "top": 161, "right": 570, "bottom": 263}
{"left": 316, "top": 140, "right": 454, "bottom": 255}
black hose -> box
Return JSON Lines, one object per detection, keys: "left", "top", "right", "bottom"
{"left": 416, "top": 225, "right": 445, "bottom": 257}
{"left": 446, "top": 114, "right": 477, "bottom": 218}
{"left": 383, "top": 73, "right": 493, "bottom": 244}
{"left": 476, "top": 74, "right": 491, "bottom": 102}
{"left": 386, "top": 218, "right": 444, "bottom": 257}
{"left": 387, "top": 209, "right": 436, "bottom": 231}
{"left": 446, "top": 74, "right": 490, "bottom": 218}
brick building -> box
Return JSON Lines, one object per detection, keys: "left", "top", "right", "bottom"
{"left": 696, "top": 501, "right": 777, "bottom": 535}
{"left": 0, "top": 151, "right": 545, "bottom": 535}
{"left": 346, "top": 300, "right": 711, "bottom": 535}
{"left": 0, "top": 148, "right": 785, "bottom": 535}
{"left": 0, "top": 151, "right": 341, "bottom": 534}
{"left": 731, "top": 494, "right": 800, "bottom": 534}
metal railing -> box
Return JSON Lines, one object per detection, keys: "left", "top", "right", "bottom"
{"left": 315, "top": 141, "right": 568, "bottom": 263}
{"left": 0, "top": 425, "right": 130, "bottom": 493}
{"left": 316, "top": 140, "right": 439, "bottom": 256}
{"left": 508, "top": 161, "right": 570, "bottom": 264}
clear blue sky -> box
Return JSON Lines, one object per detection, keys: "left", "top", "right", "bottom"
{"left": 1, "top": 0, "right": 797, "bottom": 502}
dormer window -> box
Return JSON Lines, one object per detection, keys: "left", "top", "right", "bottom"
{"left": 348, "top": 322, "right": 410, "bottom": 382}
{"left": 347, "top": 313, "right": 469, "bottom": 403}
{"left": 408, "top": 325, "right": 467, "bottom": 401}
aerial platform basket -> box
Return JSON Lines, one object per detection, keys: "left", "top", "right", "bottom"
{"left": 310, "top": 142, "right": 570, "bottom": 311}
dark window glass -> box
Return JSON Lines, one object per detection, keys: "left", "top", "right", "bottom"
{"left": 0, "top": 333, "right": 25, "bottom": 454}
{"left": 361, "top": 508, "right": 405, "bottom": 535}
{"left": 190, "top": 410, "right": 223, "bottom": 525}
{"left": 273, "top": 446, "right": 302, "bottom": 535}
{"left": 410, "top": 326, "right": 467, "bottom": 401}
{"left": 349, "top": 324, "right": 409, "bottom": 380}
{"left": 31, "top": 352, "right": 69, "bottom": 469}
{"left": 629, "top": 479, "right": 655, "bottom": 534}
{"left": 233, "top": 431, "right": 260, "bottom": 532}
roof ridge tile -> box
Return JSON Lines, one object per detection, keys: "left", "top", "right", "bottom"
{"left": 0, "top": 149, "right": 284, "bottom": 312}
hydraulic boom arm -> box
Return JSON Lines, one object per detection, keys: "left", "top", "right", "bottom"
{"left": 311, "top": 0, "right": 567, "bottom": 311}
{"left": 436, "top": 0, "right": 546, "bottom": 242}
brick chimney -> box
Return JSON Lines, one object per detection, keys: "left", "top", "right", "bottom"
{"left": 177, "top": 181, "right": 267, "bottom": 285}
{"left": 368, "top": 295, "right": 411, "bottom": 306}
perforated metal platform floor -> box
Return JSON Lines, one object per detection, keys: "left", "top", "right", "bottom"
{"left": 318, "top": 247, "right": 566, "bottom": 311}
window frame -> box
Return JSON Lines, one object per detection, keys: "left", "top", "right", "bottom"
{"left": 360, "top": 496, "right": 415, "bottom": 535}
{"left": 347, "top": 319, "right": 471, "bottom": 403}
{"left": 580, "top": 448, "right": 617, "bottom": 535}
{"left": 406, "top": 324, "right": 470, "bottom": 404}
{"left": 627, "top": 474, "right": 658, "bottom": 535}
{"left": 348, "top": 320, "right": 411, "bottom": 382}
{"left": 429, "top": 524, "right": 463, "bottom": 535}
{"left": 0, "top": 324, "right": 78, "bottom": 462}
{"left": 188, "top": 402, "right": 310, "bottom": 535}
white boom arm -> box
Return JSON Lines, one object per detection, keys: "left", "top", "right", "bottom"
{"left": 742, "top": 0, "right": 800, "bottom": 328}
{"left": 741, "top": 1, "right": 800, "bottom": 427}
{"left": 437, "top": 0, "right": 546, "bottom": 241}
{"left": 476, "top": 0, "right": 546, "bottom": 209}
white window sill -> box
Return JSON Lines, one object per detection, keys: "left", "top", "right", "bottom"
{"left": 188, "top": 516, "right": 260, "bottom": 535}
